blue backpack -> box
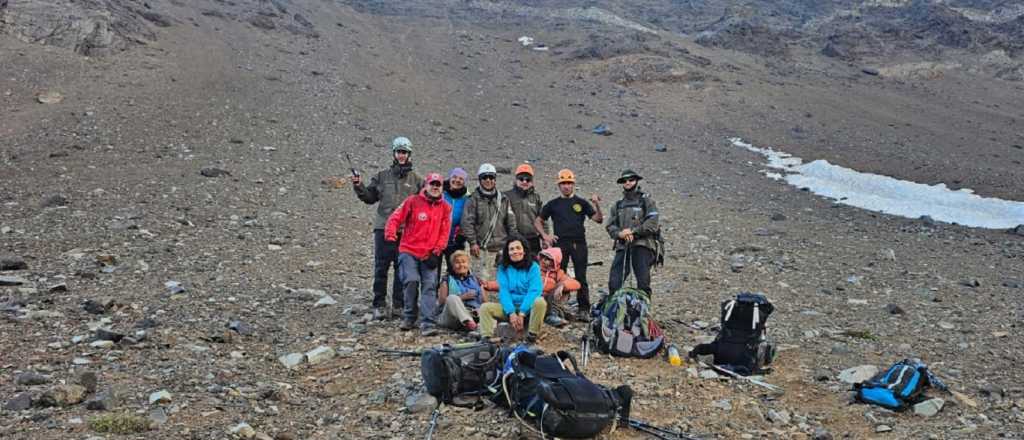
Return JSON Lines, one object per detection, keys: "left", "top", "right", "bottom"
{"left": 854, "top": 359, "right": 947, "bottom": 410}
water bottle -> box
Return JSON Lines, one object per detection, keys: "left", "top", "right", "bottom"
{"left": 667, "top": 344, "right": 682, "bottom": 366}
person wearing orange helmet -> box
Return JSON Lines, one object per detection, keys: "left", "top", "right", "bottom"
{"left": 504, "top": 163, "right": 548, "bottom": 256}
{"left": 534, "top": 168, "right": 603, "bottom": 322}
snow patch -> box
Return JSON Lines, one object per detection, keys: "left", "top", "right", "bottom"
{"left": 732, "top": 138, "right": 1024, "bottom": 229}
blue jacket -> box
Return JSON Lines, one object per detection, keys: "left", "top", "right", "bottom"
{"left": 443, "top": 190, "right": 469, "bottom": 244}
{"left": 497, "top": 262, "right": 543, "bottom": 315}
{"left": 447, "top": 274, "right": 483, "bottom": 309}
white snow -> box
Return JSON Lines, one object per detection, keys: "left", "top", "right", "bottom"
{"left": 732, "top": 138, "right": 1024, "bottom": 229}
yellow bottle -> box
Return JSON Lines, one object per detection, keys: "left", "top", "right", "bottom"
{"left": 667, "top": 344, "right": 682, "bottom": 366}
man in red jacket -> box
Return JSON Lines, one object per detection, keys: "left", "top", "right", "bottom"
{"left": 385, "top": 173, "right": 452, "bottom": 336}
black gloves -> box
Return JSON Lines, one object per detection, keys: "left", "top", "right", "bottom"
{"left": 422, "top": 254, "right": 441, "bottom": 270}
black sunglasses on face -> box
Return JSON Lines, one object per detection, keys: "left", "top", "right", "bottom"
{"left": 429, "top": 181, "right": 443, "bottom": 187}
{"left": 625, "top": 177, "right": 638, "bottom": 183}
{"left": 517, "top": 176, "right": 533, "bottom": 182}
{"left": 480, "top": 175, "right": 496, "bottom": 181}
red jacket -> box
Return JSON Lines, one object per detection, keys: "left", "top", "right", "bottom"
{"left": 385, "top": 191, "right": 452, "bottom": 259}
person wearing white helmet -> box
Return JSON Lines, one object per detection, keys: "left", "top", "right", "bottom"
{"left": 351, "top": 136, "right": 422, "bottom": 321}
{"left": 460, "top": 163, "right": 518, "bottom": 282}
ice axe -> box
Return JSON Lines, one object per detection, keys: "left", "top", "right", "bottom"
{"left": 345, "top": 152, "right": 360, "bottom": 178}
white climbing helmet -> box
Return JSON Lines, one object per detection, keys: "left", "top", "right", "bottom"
{"left": 477, "top": 163, "right": 497, "bottom": 177}
{"left": 391, "top": 136, "right": 413, "bottom": 153}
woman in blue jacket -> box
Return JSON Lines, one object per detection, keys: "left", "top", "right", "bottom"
{"left": 442, "top": 168, "right": 470, "bottom": 271}
{"left": 479, "top": 236, "right": 547, "bottom": 342}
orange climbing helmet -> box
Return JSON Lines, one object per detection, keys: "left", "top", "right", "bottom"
{"left": 514, "top": 163, "right": 534, "bottom": 177}
{"left": 557, "top": 169, "right": 576, "bottom": 184}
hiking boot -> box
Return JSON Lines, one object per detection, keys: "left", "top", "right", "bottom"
{"left": 575, "top": 311, "right": 592, "bottom": 323}
{"left": 526, "top": 332, "right": 539, "bottom": 344}
{"left": 399, "top": 319, "right": 416, "bottom": 331}
{"left": 544, "top": 314, "right": 566, "bottom": 327}
{"left": 372, "top": 308, "right": 386, "bottom": 321}
{"left": 421, "top": 326, "right": 439, "bottom": 337}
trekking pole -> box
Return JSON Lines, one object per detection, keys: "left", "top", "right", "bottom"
{"left": 627, "top": 418, "right": 703, "bottom": 440}
{"left": 697, "top": 360, "right": 783, "bottom": 393}
{"left": 377, "top": 348, "right": 422, "bottom": 357}
{"left": 345, "top": 152, "right": 360, "bottom": 178}
{"left": 425, "top": 404, "right": 441, "bottom": 440}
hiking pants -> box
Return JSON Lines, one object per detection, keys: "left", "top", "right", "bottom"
{"left": 608, "top": 246, "right": 655, "bottom": 298}
{"left": 557, "top": 239, "right": 590, "bottom": 312}
{"left": 438, "top": 295, "right": 474, "bottom": 329}
{"left": 479, "top": 298, "right": 547, "bottom": 337}
{"left": 472, "top": 248, "right": 500, "bottom": 282}
{"left": 523, "top": 236, "right": 543, "bottom": 257}
{"left": 372, "top": 229, "right": 402, "bottom": 310}
{"left": 397, "top": 253, "right": 439, "bottom": 329}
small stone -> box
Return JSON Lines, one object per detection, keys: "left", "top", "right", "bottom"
{"left": 89, "top": 340, "right": 115, "bottom": 349}
{"left": 78, "top": 371, "right": 98, "bottom": 393}
{"left": 230, "top": 422, "right": 256, "bottom": 438}
{"left": 37, "top": 91, "right": 64, "bottom": 104}
{"left": 149, "top": 407, "right": 169, "bottom": 426}
{"left": 14, "top": 372, "right": 49, "bottom": 386}
{"left": 200, "top": 167, "right": 231, "bottom": 178}
{"left": 875, "top": 424, "right": 892, "bottom": 433}
{"left": 39, "top": 384, "right": 88, "bottom": 407}
{"left": 811, "top": 427, "right": 833, "bottom": 440}
{"left": 886, "top": 304, "right": 905, "bottom": 315}
{"left": 960, "top": 279, "right": 981, "bottom": 288}
{"left": 950, "top": 390, "right": 977, "bottom": 408}
{"left": 654, "top": 143, "right": 667, "bottom": 152}
{"left": 267, "top": 244, "right": 282, "bottom": 251}
{"left": 712, "top": 399, "right": 732, "bottom": 411}
{"left": 405, "top": 393, "right": 437, "bottom": 414}
{"left": 314, "top": 295, "right": 338, "bottom": 307}
{"left": 48, "top": 282, "right": 68, "bottom": 292}
{"left": 1010, "top": 224, "right": 1024, "bottom": 237}
{"left": 305, "top": 346, "right": 336, "bottom": 365}
{"left": 149, "top": 390, "right": 172, "bottom": 405}
{"left": 838, "top": 365, "right": 878, "bottom": 384}
{"left": 938, "top": 321, "right": 956, "bottom": 330}
{"left": 95, "top": 328, "right": 125, "bottom": 342}
{"left": 0, "top": 255, "right": 28, "bottom": 271}
{"left": 86, "top": 389, "right": 120, "bottom": 411}
{"left": 770, "top": 213, "right": 787, "bottom": 221}
{"left": 861, "top": 67, "right": 880, "bottom": 76}
{"left": 5, "top": 392, "right": 33, "bottom": 411}
{"left": 41, "top": 194, "right": 69, "bottom": 207}
{"left": 72, "top": 357, "right": 92, "bottom": 365}
{"left": 913, "top": 398, "right": 945, "bottom": 417}
{"left": 767, "top": 409, "right": 791, "bottom": 425}
{"left": 228, "top": 320, "right": 253, "bottom": 335}
{"left": 279, "top": 353, "right": 304, "bottom": 369}
{"left": 0, "top": 275, "right": 28, "bottom": 286}
{"left": 699, "top": 369, "right": 720, "bottom": 380}
{"left": 83, "top": 297, "right": 115, "bottom": 314}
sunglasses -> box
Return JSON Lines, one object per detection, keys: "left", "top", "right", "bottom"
{"left": 517, "top": 176, "right": 533, "bottom": 182}
{"left": 428, "top": 181, "right": 443, "bottom": 187}
{"left": 625, "top": 177, "right": 638, "bottom": 183}
{"left": 480, "top": 175, "right": 496, "bottom": 181}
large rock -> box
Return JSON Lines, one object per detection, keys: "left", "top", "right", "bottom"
{"left": 0, "top": 0, "right": 158, "bottom": 56}
{"left": 0, "top": 255, "right": 28, "bottom": 271}
{"left": 86, "top": 388, "right": 120, "bottom": 411}
{"left": 838, "top": 365, "right": 878, "bottom": 384}
{"left": 405, "top": 393, "right": 437, "bottom": 414}
{"left": 305, "top": 346, "right": 336, "bottom": 365}
{"left": 14, "top": 372, "right": 49, "bottom": 386}
{"left": 279, "top": 353, "right": 304, "bottom": 369}
{"left": 0, "top": 275, "right": 28, "bottom": 286}
{"left": 148, "top": 390, "right": 172, "bottom": 405}
{"left": 38, "top": 384, "right": 88, "bottom": 407}
{"left": 913, "top": 398, "right": 945, "bottom": 417}
{"left": 4, "top": 392, "right": 34, "bottom": 411}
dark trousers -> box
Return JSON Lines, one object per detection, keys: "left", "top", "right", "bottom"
{"left": 372, "top": 229, "right": 402, "bottom": 310}
{"left": 608, "top": 246, "right": 655, "bottom": 298}
{"left": 557, "top": 239, "right": 590, "bottom": 310}
{"left": 523, "top": 236, "right": 543, "bottom": 257}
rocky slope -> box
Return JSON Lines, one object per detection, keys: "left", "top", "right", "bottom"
{"left": 1, "top": 1, "right": 1022, "bottom": 439}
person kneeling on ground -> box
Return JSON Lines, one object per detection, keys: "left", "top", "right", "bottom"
{"left": 479, "top": 236, "right": 546, "bottom": 343}
{"left": 538, "top": 248, "right": 581, "bottom": 328}
{"left": 437, "top": 250, "right": 484, "bottom": 333}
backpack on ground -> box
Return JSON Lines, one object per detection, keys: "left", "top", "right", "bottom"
{"left": 854, "top": 359, "right": 947, "bottom": 411}
{"left": 420, "top": 342, "right": 505, "bottom": 406}
{"left": 591, "top": 287, "right": 665, "bottom": 358}
{"left": 495, "top": 347, "right": 632, "bottom": 439}
{"left": 690, "top": 292, "right": 775, "bottom": 375}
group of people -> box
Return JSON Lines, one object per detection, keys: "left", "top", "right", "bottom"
{"left": 350, "top": 136, "right": 661, "bottom": 339}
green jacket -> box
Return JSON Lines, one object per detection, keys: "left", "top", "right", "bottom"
{"left": 504, "top": 187, "right": 548, "bottom": 240}
{"left": 353, "top": 164, "right": 422, "bottom": 230}
{"left": 606, "top": 189, "right": 660, "bottom": 251}
{"left": 462, "top": 188, "right": 517, "bottom": 252}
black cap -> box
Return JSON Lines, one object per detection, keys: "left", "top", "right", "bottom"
{"left": 616, "top": 169, "right": 643, "bottom": 184}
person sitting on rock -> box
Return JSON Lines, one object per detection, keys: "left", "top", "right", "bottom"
{"left": 537, "top": 247, "right": 580, "bottom": 328}
{"left": 437, "top": 250, "right": 484, "bottom": 333}
{"left": 478, "top": 236, "right": 546, "bottom": 343}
